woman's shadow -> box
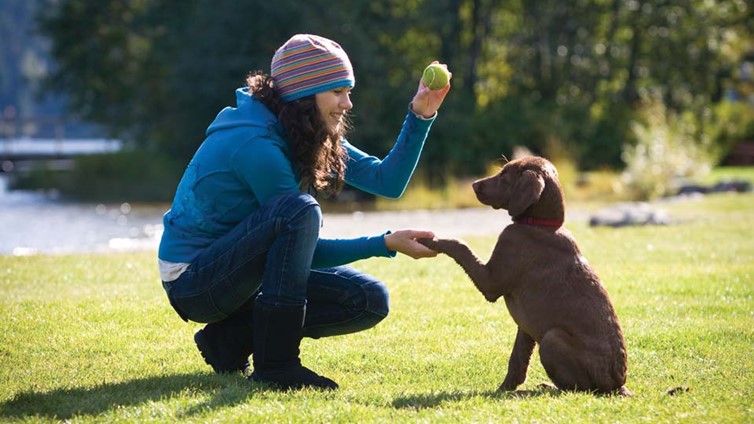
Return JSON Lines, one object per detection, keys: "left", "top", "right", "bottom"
{"left": 0, "top": 372, "right": 258, "bottom": 421}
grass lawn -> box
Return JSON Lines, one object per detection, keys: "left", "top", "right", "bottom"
{"left": 1, "top": 192, "right": 752, "bottom": 423}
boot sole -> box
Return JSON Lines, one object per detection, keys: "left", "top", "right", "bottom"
{"left": 249, "top": 368, "right": 339, "bottom": 390}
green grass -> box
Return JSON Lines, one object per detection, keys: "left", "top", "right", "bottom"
{"left": 705, "top": 166, "right": 754, "bottom": 185}
{"left": 1, "top": 193, "right": 753, "bottom": 423}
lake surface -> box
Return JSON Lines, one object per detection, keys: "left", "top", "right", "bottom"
{"left": 0, "top": 175, "right": 166, "bottom": 255}
{"left": 0, "top": 175, "right": 510, "bottom": 256}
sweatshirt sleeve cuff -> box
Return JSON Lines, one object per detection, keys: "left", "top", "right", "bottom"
{"left": 408, "top": 102, "right": 437, "bottom": 121}
{"left": 377, "top": 230, "right": 397, "bottom": 258}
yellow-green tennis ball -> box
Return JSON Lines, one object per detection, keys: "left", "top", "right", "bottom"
{"left": 422, "top": 64, "right": 449, "bottom": 90}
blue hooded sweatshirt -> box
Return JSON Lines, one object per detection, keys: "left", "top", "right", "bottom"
{"left": 158, "top": 87, "right": 435, "bottom": 269}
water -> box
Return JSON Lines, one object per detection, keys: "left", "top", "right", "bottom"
{"left": 0, "top": 175, "right": 165, "bottom": 256}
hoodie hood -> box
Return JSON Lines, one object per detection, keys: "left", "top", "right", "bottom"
{"left": 206, "top": 88, "right": 281, "bottom": 137}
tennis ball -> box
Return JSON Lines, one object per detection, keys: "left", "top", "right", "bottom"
{"left": 422, "top": 64, "right": 450, "bottom": 90}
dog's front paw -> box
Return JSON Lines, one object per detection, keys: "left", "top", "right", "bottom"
{"left": 417, "top": 237, "right": 466, "bottom": 255}
{"left": 417, "top": 237, "right": 440, "bottom": 252}
{"left": 497, "top": 381, "right": 518, "bottom": 392}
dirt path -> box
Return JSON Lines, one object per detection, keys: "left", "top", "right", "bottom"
{"left": 321, "top": 207, "right": 510, "bottom": 239}
{"left": 321, "top": 206, "right": 592, "bottom": 239}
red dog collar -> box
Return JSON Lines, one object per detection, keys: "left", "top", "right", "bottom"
{"left": 513, "top": 217, "right": 564, "bottom": 227}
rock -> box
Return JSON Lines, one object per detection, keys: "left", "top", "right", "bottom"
{"left": 677, "top": 179, "right": 752, "bottom": 196}
{"left": 711, "top": 180, "right": 751, "bottom": 193}
{"left": 589, "top": 202, "right": 671, "bottom": 228}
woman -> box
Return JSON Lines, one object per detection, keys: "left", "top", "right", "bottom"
{"left": 158, "top": 34, "right": 451, "bottom": 390}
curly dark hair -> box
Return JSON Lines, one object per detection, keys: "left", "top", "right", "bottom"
{"left": 246, "top": 71, "right": 348, "bottom": 198}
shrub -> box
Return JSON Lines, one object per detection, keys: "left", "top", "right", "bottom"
{"left": 707, "top": 101, "right": 754, "bottom": 162}
{"left": 61, "top": 150, "right": 183, "bottom": 202}
{"left": 620, "top": 100, "right": 715, "bottom": 200}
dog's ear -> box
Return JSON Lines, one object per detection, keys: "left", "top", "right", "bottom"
{"left": 509, "top": 170, "right": 545, "bottom": 216}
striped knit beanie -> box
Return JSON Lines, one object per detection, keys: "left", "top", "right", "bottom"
{"left": 271, "top": 34, "right": 355, "bottom": 103}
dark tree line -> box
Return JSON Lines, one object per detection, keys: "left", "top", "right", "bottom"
{"left": 35, "top": 0, "right": 754, "bottom": 189}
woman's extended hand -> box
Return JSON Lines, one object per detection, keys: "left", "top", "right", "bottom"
{"left": 410, "top": 61, "right": 452, "bottom": 119}
{"left": 385, "top": 229, "right": 438, "bottom": 259}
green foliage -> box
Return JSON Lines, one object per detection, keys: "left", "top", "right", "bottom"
{"left": 37, "top": 0, "right": 177, "bottom": 140}
{"left": 1, "top": 193, "right": 753, "bottom": 422}
{"left": 706, "top": 101, "right": 754, "bottom": 160}
{"left": 12, "top": 150, "right": 183, "bottom": 201}
{"left": 34, "top": 0, "right": 754, "bottom": 194}
{"left": 69, "top": 150, "right": 183, "bottom": 201}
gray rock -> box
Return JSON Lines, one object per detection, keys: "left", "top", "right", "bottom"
{"left": 589, "top": 202, "right": 671, "bottom": 227}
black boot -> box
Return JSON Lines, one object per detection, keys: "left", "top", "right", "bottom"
{"left": 249, "top": 302, "right": 338, "bottom": 390}
{"left": 194, "top": 309, "right": 254, "bottom": 374}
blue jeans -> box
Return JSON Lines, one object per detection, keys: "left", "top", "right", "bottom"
{"left": 162, "top": 192, "right": 389, "bottom": 339}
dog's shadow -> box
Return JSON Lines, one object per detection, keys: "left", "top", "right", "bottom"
{"left": 0, "top": 372, "right": 258, "bottom": 421}
{"left": 392, "top": 385, "right": 562, "bottom": 410}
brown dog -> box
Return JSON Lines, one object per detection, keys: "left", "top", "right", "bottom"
{"left": 419, "top": 156, "right": 631, "bottom": 396}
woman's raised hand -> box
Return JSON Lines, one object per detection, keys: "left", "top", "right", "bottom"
{"left": 410, "top": 61, "right": 452, "bottom": 119}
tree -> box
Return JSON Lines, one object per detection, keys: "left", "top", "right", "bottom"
{"left": 469, "top": 0, "right": 753, "bottom": 169}
{"left": 37, "top": 0, "right": 754, "bottom": 199}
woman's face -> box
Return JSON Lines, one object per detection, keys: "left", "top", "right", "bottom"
{"left": 315, "top": 87, "right": 353, "bottom": 134}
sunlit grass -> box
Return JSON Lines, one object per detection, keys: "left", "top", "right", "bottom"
{"left": 704, "top": 166, "right": 754, "bottom": 184}
{"left": 1, "top": 193, "right": 753, "bottom": 422}
{"left": 375, "top": 176, "right": 481, "bottom": 211}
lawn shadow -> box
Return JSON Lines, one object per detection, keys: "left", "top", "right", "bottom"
{"left": 392, "top": 386, "right": 562, "bottom": 409}
{"left": 0, "top": 372, "right": 261, "bottom": 421}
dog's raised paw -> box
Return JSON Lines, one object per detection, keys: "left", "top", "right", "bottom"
{"left": 417, "top": 238, "right": 437, "bottom": 250}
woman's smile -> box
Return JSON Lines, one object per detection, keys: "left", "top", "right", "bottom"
{"left": 316, "top": 88, "right": 353, "bottom": 132}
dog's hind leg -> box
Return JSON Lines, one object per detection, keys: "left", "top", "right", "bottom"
{"left": 498, "top": 328, "right": 536, "bottom": 391}
{"left": 538, "top": 328, "right": 593, "bottom": 392}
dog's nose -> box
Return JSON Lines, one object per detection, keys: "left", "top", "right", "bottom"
{"left": 472, "top": 180, "right": 481, "bottom": 193}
